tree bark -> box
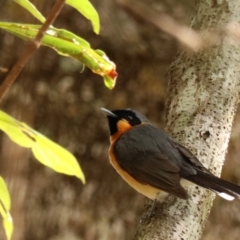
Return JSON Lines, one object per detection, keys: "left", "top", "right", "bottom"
{"left": 134, "top": 1, "right": 240, "bottom": 240}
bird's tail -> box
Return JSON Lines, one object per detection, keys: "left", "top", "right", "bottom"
{"left": 186, "top": 171, "right": 240, "bottom": 201}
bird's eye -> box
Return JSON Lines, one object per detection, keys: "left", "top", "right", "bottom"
{"left": 127, "top": 116, "right": 133, "bottom": 120}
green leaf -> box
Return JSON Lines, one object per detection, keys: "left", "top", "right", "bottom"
{"left": 3, "top": 215, "right": 13, "bottom": 240}
{"left": 66, "top": 0, "right": 100, "bottom": 34}
{"left": 31, "top": 130, "right": 85, "bottom": 181}
{"left": 14, "top": 0, "right": 99, "bottom": 34}
{"left": 0, "top": 111, "right": 85, "bottom": 183}
{"left": 0, "top": 22, "right": 117, "bottom": 89}
{"left": 0, "top": 178, "right": 11, "bottom": 215}
{"left": 0, "top": 177, "right": 13, "bottom": 240}
{"left": 103, "top": 74, "right": 116, "bottom": 90}
{"left": 0, "top": 111, "right": 33, "bottom": 148}
{"left": 14, "top": 0, "right": 45, "bottom": 23}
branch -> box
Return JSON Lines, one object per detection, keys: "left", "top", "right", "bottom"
{"left": 134, "top": 1, "right": 240, "bottom": 239}
{"left": 0, "top": 0, "right": 66, "bottom": 103}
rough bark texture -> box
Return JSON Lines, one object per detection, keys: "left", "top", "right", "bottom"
{"left": 134, "top": 1, "right": 240, "bottom": 240}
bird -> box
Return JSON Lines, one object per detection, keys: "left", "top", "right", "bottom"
{"left": 101, "top": 107, "right": 240, "bottom": 201}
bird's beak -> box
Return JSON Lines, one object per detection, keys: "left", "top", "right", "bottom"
{"left": 100, "top": 108, "right": 117, "bottom": 117}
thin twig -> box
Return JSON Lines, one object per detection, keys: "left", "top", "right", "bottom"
{"left": 0, "top": 0, "right": 66, "bottom": 103}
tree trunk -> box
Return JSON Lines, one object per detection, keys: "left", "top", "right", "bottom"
{"left": 134, "top": 1, "right": 240, "bottom": 239}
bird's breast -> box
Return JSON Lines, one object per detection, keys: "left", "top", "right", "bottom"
{"left": 108, "top": 142, "right": 161, "bottom": 199}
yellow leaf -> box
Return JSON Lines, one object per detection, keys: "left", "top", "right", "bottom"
{"left": 0, "top": 177, "right": 13, "bottom": 240}
{"left": 0, "top": 111, "right": 85, "bottom": 183}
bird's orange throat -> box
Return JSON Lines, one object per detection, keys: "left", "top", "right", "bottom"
{"left": 110, "top": 119, "right": 132, "bottom": 143}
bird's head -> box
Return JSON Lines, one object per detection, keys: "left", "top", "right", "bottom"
{"left": 101, "top": 108, "right": 150, "bottom": 136}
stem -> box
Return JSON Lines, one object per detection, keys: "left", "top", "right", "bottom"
{"left": 0, "top": 0, "right": 66, "bottom": 103}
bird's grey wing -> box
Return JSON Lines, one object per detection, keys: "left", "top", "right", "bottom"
{"left": 114, "top": 125, "right": 189, "bottom": 199}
